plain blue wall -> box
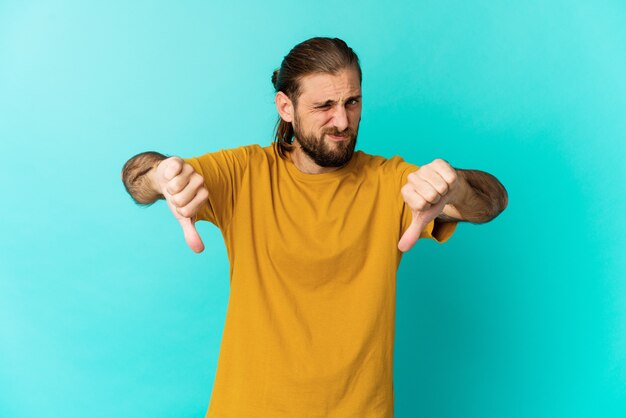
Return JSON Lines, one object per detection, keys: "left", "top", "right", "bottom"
{"left": 1, "top": 1, "right": 624, "bottom": 417}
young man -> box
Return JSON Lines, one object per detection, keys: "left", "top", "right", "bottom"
{"left": 122, "top": 37, "right": 507, "bottom": 418}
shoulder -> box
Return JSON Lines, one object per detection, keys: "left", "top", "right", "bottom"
{"left": 182, "top": 144, "right": 267, "bottom": 176}
{"left": 354, "top": 150, "right": 418, "bottom": 176}
{"left": 221, "top": 143, "right": 264, "bottom": 159}
{"left": 190, "top": 143, "right": 266, "bottom": 162}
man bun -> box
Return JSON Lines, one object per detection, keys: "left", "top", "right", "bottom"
{"left": 271, "top": 69, "right": 280, "bottom": 90}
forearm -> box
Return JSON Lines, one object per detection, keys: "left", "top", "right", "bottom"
{"left": 444, "top": 169, "right": 508, "bottom": 223}
{"left": 121, "top": 151, "right": 167, "bottom": 205}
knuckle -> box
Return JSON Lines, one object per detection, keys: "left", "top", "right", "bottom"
{"left": 167, "top": 177, "right": 183, "bottom": 194}
{"left": 425, "top": 190, "right": 437, "bottom": 202}
{"left": 434, "top": 158, "right": 447, "bottom": 167}
{"left": 183, "top": 162, "right": 195, "bottom": 174}
{"left": 430, "top": 160, "right": 442, "bottom": 172}
{"left": 170, "top": 193, "right": 184, "bottom": 207}
{"left": 166, "top": 157, "right": 182, "bottom": 173}
{"left": 198, "top": 187, "right": 209, "bottom": 201}
{"left": 169, "top": 156, "right": 183, "bottom": 166}
{"left": 178, "top": 175, "right": 192, "bottom": 190}
{"left": 424, "top": 191, "right": 439, "bottom": 203}
{"left": 407, "top": 172, "right": 418, "bottom": 182}
{"left": 178, "top": 206, "right": 193, "bottom": 218}
{"left": 422, "top": 165, "right": 435, "bottom": 175}
{"left": 401, "top": 184, "right": 412, "bottom": 198}
{"left": 414, "top": 195, "right": 428, "bottom": 210}
{"left": 432, "top": 180, "right": 445, "bottom": 194}
{"left": 192, "top": 173, "right": 205, "bottom": 187}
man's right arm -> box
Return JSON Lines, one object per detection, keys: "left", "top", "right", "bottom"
{"left": 121, "top": 151, "right": 209, "bottom": 253}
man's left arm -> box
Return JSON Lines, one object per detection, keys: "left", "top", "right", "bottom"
{"left": 399, "top": 159, "right": 508, "bottom": 252}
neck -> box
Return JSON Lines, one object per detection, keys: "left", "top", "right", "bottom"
{"left": 288, "top": 142, "right": 343, "bottom": 174}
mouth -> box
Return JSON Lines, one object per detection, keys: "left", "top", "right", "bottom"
{"left": 326, "top": 133, "right": 349, "bottom": 142}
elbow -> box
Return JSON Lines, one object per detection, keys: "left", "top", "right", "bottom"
{"left": 488, "top": 182, "right": 508, "bottom": 221}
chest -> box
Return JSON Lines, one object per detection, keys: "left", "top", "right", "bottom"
{"left": 232, "top": 172, "right": 400, "bottom": 264}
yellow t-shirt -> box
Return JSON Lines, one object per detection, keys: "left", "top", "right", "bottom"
{"left": 185, "top": 143, "right": 457, "bottom": 418}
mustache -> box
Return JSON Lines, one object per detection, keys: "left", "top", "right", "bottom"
{"left": 322, "top": 127, "right": 355, "bottom": 137}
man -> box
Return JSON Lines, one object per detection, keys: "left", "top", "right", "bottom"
{"left": 122, "top": 37, "right": 507, "bottom": 418}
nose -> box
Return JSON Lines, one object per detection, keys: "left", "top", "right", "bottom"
{"left": 332, "top": 105, "right": 349, "bottom": 132}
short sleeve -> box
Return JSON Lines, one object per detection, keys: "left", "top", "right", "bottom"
{"left": 393, "top": 156, "right": 458, "bottom": 244}
{"left": 183, "top": 146, "right": 251, "bottom": 230}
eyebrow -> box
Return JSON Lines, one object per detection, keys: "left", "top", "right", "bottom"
{"left": 312, "top": 95, "right": 362, "bottom": 107}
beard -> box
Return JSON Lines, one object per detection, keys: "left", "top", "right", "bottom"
{"left": 292, "top": 112, "right": 358, "bottom": 168}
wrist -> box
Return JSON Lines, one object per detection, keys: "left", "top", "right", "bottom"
{"left": 148, "top": 160, "right": 165, "bottom": 197}
{"left": 448, "top": 169, "right": 470, "bottom": 205}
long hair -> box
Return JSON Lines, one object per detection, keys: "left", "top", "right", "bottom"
{"left": 272, "top": 37, "right": 362, "bottom": 157}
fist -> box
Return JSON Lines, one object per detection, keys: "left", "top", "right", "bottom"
{"left": 398, "top": 159, "right": 459, "bottom": 252}
{"left": 155, "top": 157, "right": 209, "bottom": 253}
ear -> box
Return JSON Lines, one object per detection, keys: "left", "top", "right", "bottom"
{"left": 275, "top": 91, "right": 295, "bottom": 123}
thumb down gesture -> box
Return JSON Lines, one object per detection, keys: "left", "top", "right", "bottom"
{"left": 398, "top": 159, "right": 460, "bottom": 252}
{"left": 155, "top": 157, "right": 209, "bottom": 253}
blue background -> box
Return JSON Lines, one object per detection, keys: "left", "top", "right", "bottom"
{"left": 1, "top": 1, "right": 625, "bottom": 417}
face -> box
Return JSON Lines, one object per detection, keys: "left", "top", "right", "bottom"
{"left": 291, "top": 68, "right": 362, "bottom": 167}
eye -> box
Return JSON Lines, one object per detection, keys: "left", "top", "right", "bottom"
{"left": 347, "top": 98, "right": 360, "bottom": 106}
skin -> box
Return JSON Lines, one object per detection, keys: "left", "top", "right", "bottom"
{"left": 275, "top": 69, "right": 362, "bottom": 173}
{"left": 146, "top": 156, "right": 208, "bottom": 253}
{"left": 141, "top": 67, "right": 507, "bottom": 253}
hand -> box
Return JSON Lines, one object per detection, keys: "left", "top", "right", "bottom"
{"left": 154, "top": 157, "right": 209, "bottom": 253}
{"left": 398, "top": 159, "right": 460, "bottom": 252}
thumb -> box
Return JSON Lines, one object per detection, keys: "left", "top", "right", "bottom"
{"left": 178, "top": 217, "right": 205, "bottom": 253}
{"left": 398, "top": 197, "right": 449, "bottom": 252}
{"left": 398, "top": 216, "right": 428, "bottom": 253}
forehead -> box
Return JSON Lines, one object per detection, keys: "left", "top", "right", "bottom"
{"left": 297, "top": 68, "right": 361, "bottom": 103}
